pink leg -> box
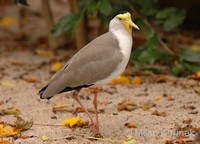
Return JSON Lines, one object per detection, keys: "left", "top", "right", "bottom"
{"left": 91, "top": 88, "right": 101, "bottom": 136}
{"left": 72, "top": 90, "right": 94, "bottom": 124}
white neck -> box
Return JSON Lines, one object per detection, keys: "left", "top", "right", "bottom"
{"left": 109, "top": 18, "right": 133, "bottom": 62}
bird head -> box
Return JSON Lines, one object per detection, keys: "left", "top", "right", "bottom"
{"left": 114, "top": 11, "right": 139, "bottom": 34}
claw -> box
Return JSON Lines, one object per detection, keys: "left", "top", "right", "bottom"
{"left": 90, "top": 122, "right": 102, "bottom": 137}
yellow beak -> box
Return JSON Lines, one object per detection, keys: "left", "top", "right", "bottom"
{"left": 129, "top": 20, "right": 140, "bottom": 30}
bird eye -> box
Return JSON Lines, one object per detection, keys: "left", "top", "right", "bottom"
{"left": 119, "top": 18, "right": 122, "bottom": 20}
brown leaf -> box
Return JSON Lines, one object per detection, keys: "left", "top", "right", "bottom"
{"left": 117, "top": 100, "right": 138, "bottom": 111}
{"left": 15, "top": 116, "right": 33, "bottom": 131}
{"left": 152, "top": 110, "right": 167, "bottom": 117}
{"left": 141, "top": 101, "right": 156, "bottom": 111}
{"left": 10, "top": 60, "right": 24, "bottom": 66}
{"left": 154, "top": 96, "right": 162, "bottom": 102}
{"left": 156, "top": 75, "right": 171, "bottom": 83}
{"left": 52, "top": 105, "right": 72, "bottom": 113}
{"left": 23, "top": 76, "right": 40, "bottom": 83}
{"left": 183, "top": 119, "right": 192, "bottom": 125}
{"left": 131, "top": 77, "right": 143, "bottom": 85}
{"left": 125, "top": 123, "right": 137, "bottom": 129}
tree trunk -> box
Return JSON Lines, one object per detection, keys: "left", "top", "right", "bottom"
{"left": 69, "top": 0, "right": 88, "bottom": 49}
{"left": 41, "top": 0, "right": 58, "bottom": 49}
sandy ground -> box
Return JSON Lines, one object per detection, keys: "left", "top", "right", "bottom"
{"left": 0, "top": 48, "right": 200, "bottom": 144}
{"left": 0, "top": 1, "right": 200, "bottom": 144}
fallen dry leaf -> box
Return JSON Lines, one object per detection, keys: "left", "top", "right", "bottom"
{"left": 62, "top": 117, "right": 88, "bottom": 128}
{"left": 152, "top": 110, "right": 167, "bottom": 117}
{"left": 41, "top": 134, "right": 75, "bottom": 142}
{"left": 123, "top": 136, "right": 137, "bottom": 144}
{"left": 131, "top": 77, "right": 142, "bottom": 85}
{"left": 0, "top": 17, "right": 18, "bottom": 27}
{"left": 0, "top": 107, "right": 21, "bottom": 116}
{"left": 141, "top": 101, "right": 156, "bottom": 111}
{"left": 36, "top": 48, "right": 53, "bottom": 57}
{"left": 52, "top": 104, "right": 72, "bottom": 113}
{"left": 0, "top": 138, "right": 11, "bottom": 144}
{"left": 23, "top": 76, "right": 40, "bottom": 83}
{"left": 195, "top": 71, "right": 200, "bottom": 80}
{"left": 125, "top": 123, "right": 137, "bottom": 129}
{"left": 15, "top": 116, "right": 33, "bottom": 130}
{"left": 117, "top": 100, "right": 138, "bottom": 111}
{"left": 51, "top": 62, "right": 62, "bottom": 72}
{"left": 111, "top": 75, "right": 130, "bottom": 85}
{"left": 154, "top": 96, "right": 162, "bottom": 102}
{"left": 155, "top": 75, "right": 171, "bottom": 83}
{"left": 0, "top": 81, "right": 15, "bottom": 87}
{"left": 0, "top": 122, "right": 21, "bottom": 136}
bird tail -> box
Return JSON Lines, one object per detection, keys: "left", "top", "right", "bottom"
{"left": 38, "top": 85, "right": 53, "bottom": 100}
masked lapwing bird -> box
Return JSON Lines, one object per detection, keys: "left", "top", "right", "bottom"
{"left": 39, "top": 11, "right": 139, "bottom": 136}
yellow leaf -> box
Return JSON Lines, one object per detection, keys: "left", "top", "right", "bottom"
{"left": 123, "top": 136, "right": 137, "bottom": 144}
{"left": 0, "top": 122, "right": 21, "bottom": 136}
{"left": 0, "top": 17, "right": 18, "bottom": 26}
{"left": 0, "top": 107, "right": 21, "bottom": 116}
{"left": 111, "top": 75, "right": 129, "bottom": 85}
{"left": 36, "top": 48, "right": 53, "bottom": 57}
{"left": 42, "top": 135, "right": 49, "bottom": 142}
{"left": 0, "top": 81, "right": 15, "bottom": 87}
{"left": 0, "top": 138, "right": 11, "bottom": 144}
{"left": 51, "top": 62, "right": 62, "bottom": 72}
{"left": 62, "top": 117, "right": 88, "bottom": 128}
{"left": 195, "top": 71, "right": 200, "bottom": 80}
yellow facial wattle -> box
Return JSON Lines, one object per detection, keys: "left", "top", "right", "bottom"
{"left": 116, "top": 12, "right": 139, "bottom": 34}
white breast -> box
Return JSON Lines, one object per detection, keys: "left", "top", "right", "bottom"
{"left": 94, "top": 20, "right": 133, "bottom": 86}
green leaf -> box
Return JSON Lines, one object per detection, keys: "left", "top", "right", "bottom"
{"left": 80, "top": 0, "right": 100, "bottom": 15}
{"left": 144, "top": 27, "right": 154, "bottom": 39}
{"left": 130, "top": 47, "right": 146, "bottom": 60}
{"left": 155, "top": 7, "right": 186, "bottom": 31}
{"left": 184, "top": 62, "right": 200, "bottom": 73}
{"left": 145, "top": 33, "right": 159, "bottom": 49}
{"left": 179, "top": 48, "right": 200, "bottom": 63}
{"left": 163, "top": 10, "right": 186, "bottom": 31}
{"left": 12, "top": 0, "right": 28, "bottom": 5}
{"left": 135, "top": 48, "right": 168, "bottom": 67}
{"left": 99, "top": 0, "right": 112, "bottom": 16}
{"left": 156, "top": 8, "right": 176, "bottom": 19}
{"left": 171, "top": 62, "right": 200, "bottom": 76}
{"left": 51, "top": 13, "right": 82, "bottom": 37}
{"left": 171, "top": 63, "right": 185, "bottom": 76}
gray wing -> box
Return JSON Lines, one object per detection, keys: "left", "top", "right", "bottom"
{"left": 40, "top": 32, "right": 123, "bottom": 98}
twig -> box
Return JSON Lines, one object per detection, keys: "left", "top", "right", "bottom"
{"left": 132, "top": 9, "right": 175, "bottom": 56}
{"left": 24, "top": 104, "right": 72, "bottom": 113}
{"left": 87, "top": 136, "right": 124, "bottom": 143}
{"left": 34, "top": 123, "right": 63, "bottom": 126}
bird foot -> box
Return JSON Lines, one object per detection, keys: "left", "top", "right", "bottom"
{"left": 90, "top": 123, "right": 102, "bottom": 138}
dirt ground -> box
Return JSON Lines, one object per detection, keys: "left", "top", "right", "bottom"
{"left": 1, "top": 47, "right": 200, "bottom": 144}
{"left": 0, "top": 1, "right": 200, "bottom": 144}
